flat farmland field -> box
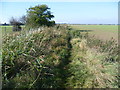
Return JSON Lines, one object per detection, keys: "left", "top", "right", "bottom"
{"left": 1, "top": 26, "right": 13, "bottom": 34}
{"left": 0, "top": 27, "right": 2, "bottom": 49}
{"left": 70, "top": 25, "right": 118, "bottom": 42}
{"left": 1, "top": 25, "right": 25, "bottom": 35}
{"left": 0, "top": 27, "right": 2, "bottom": 62}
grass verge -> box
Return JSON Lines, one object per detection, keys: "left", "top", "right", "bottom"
{"left": 66, "top": 30, "right": 118, "bottom": 88}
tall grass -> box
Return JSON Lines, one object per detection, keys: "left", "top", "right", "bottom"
{"left": 66, "top": 30, "right": 118, "bottom": 88}
{"left": 2, "top": 25, "right": 70, "bottom": 88}
{"left": 86, "top": 35, "right": 118, "bottom": 62}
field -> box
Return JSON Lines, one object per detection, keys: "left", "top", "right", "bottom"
{"left": 0, "top": 26, "right": 2, "bottom": 51}
{"left": 1, "top": 26, "right": 13, "bottom": 34}
{"left": 1, "top": 25, "right": 25, "bottom": 35}
{"left": 0, "top": 27, "right": 2, "bottom": 48}
{"left": 70, "top": 25, "right": 118, "bottom": 42}
{"left": 0, "top": 27, "right": 2, "bottom": 76}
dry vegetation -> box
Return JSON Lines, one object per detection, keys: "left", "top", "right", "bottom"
{"left": 66, "top": 32, "right": 118, "bottom": 88}
{"left": 2, "top": 25, "right": 119, "bottom": 88}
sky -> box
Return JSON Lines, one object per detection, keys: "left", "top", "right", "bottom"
{"left": 0, "top": 1, "right": 118, "bottom": 24}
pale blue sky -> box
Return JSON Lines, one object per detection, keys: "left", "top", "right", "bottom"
{"left": 0, "top": 2, "right": 118, "bottom": 24}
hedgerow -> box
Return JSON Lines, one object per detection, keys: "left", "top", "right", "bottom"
{"left": 2, "top": 25, "right": 70, "bottom": 88}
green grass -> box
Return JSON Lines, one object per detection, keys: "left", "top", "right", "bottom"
{"left": 0, "top": 27, "right": 1, "bottom": 71}
{"left": 1, "top": 26, "right": 13, "bottom": 34}
{"left": 1, "top": 25, "right": 25, "bottom": 35}
{"left": 70, "top": 25, "right": 118, "bottom": 42}
{"left": 0, "top": 27, "right": 2, "bottom": 49}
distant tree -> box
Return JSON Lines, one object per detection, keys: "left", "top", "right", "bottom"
{"left": 26, "top": 4, "right": 55, "bottom": 28}
{"left": 9, "top": 17, "right": 22, "bottom": 31}
{"left": 19, "top": 15, "right": 27, "bottom": 25}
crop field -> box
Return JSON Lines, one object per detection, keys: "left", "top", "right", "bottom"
{"left": 0, "top": 27, "right": 2, "bottom": 48}
{"left": 1, "top": 26, "right": 13, "bottom": 34}
{"left": 1, "top": 25, "right": 25, "bottom": 35}
{"left": 0, "top": 27, "right": 2, "bottom": 49}
{"left": 0, "top": 27, "right": 1, "bottom": 67}
{"left": 70, "top": 25, "right": 118, "bottom": 42}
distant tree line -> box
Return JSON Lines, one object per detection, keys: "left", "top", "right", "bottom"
{"left": 70, "top": 24, "right": 117, "bottom": 25}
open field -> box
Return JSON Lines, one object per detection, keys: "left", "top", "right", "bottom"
{"left": 70, "top": 25, "right": 118, "bottom": 42}
{"left": 1, "top": 26, "right": 13, "bottom": 34}
{"left": 0, "top": 27, "right": 2, "bottom": 49}
{"left": 1, "top": 25, "right": 25, "bottom": 35}
{"left": 0, "top": 27, "right": 1, "bottom": 66}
